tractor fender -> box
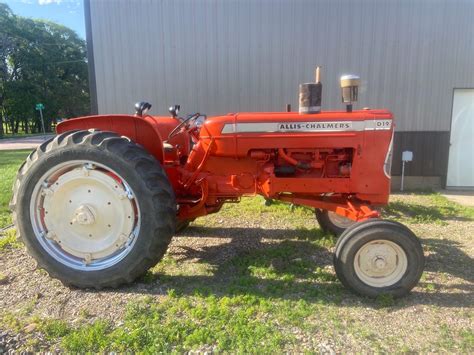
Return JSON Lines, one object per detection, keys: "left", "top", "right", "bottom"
{"left": 57, "top": 114, "right": 167, "bottom": 162}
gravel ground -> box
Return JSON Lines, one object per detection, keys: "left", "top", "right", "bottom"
{"left": 0, "top": 195, "right": 473, "bottom": 352}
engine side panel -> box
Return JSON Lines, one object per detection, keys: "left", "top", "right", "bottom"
{"left": 185, "top": 110, "right": 393, "bottom": 206}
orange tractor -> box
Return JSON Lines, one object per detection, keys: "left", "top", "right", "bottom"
{"left": 11, "top": 68, "right": 424, "bottom": 297}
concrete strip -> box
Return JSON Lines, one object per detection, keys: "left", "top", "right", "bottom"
{"left": 0, "top": 135, "right": 54, "bottom": 151}
{"left": 441, "top": 190, "right": 474, "bottom": 207}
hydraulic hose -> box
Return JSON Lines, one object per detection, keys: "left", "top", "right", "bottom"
{"left": 278, "top": 148, "right": 312, "bottom": 170}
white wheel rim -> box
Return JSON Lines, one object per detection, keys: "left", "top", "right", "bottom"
{"left": 353, "top": 240, "right": 408, "bottom": 287}
{"left": 30, "top": 160, "right": 140, "bottom": 271}
{"left": 327, "top": 211, "right": 355, "bottom": 229}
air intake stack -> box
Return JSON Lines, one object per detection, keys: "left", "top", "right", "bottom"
{"left": 340, "top": 74, "right": 360, "bottom": 112}
{"left": 299, "top": 66, "right": 322, "bottom": 114}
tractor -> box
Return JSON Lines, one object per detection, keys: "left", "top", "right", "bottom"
{"left": 10, "top": 68, "right": 424, "bottom": 298}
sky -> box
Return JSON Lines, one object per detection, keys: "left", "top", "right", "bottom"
{"left": 3, "top": 0, "right": 85, "bottom": 38}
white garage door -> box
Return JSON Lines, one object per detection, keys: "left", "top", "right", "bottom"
{"left": 447, "top": 89, "right": 474, "bottom": 188}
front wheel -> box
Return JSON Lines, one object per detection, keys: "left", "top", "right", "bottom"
{"left": 10, "top": 130, "right": 176, "bottom": 288}
{"left": 333, "top": 219, "right": 424, "bottom": 298}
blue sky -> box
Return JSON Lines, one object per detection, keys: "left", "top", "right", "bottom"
{"left": 3, "top": 0, "right": 85, "bottom": 38}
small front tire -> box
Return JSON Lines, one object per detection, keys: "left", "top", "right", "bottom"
{"left": 315, "top": 209, "right": 355, "bottom": 236}
{"left": 333, "top": 219, "right": 424, "bottom": 298}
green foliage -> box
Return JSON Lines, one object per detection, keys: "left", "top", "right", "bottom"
{"left": 0, "top": 229, "right": 20, "bottom": 251}
{"left": 226, "top": 195, "right": 314, "bottom": 217}
{"left": 0, "top": 150, "right": 30, "bottom": 228}
{"left": 41, "top": 319, "right": 71, "bottom": 339}
{"left": 0, "top": 4, "right": 90, "bottom": 137}
{"left": 435, "top": 323, "right": 472, "bottom": 351}
{"left": 459, "top": 329, "right": 474, "bottom": 351}
{"left": 61, "top": 320, "right": 111, "bottom": 351}
{"left": 55, "top": 296, "right": 287, "bottom": 352}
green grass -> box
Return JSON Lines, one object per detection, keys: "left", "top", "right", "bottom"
{"left": 436, "top": 324, "right": 474, "bottom": 352}
{"left": 195, "top": 195, "right": 316, "bottom": 229}
{"left": 0, "top": 229, "right": 21, "bottom": 251}
{"left": 0, "top": 150, "right": 31, "bottom": 229}
{"left": 47, "top": 296, "right": 288, "bottom": 352}
{"left": 383, "top": 192, "right": 474, "bottom": 224}
{"left": 41, "top": 319, "right": 71, "bottom": 339}
{"left": 36, "top": 287, "right": 473, "bottom": 352}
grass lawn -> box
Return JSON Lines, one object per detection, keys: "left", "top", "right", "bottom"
{"left": 0, "top": 150, "right": 473, "bottom": 352}
{"left": 0, "top": 150, "right": 31, "bottom": 229}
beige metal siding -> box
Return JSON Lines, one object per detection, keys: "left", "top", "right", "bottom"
{"left": 88, "top": 0, "right": 474, "bottom": 131}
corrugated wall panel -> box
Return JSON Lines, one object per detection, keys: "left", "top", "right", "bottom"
{"left": 88, "top": 0, "right": 474, "bottom": 131}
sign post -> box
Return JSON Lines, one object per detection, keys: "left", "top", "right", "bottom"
{"left": 401, "top": 151, "right": 413, "bottom": 192}
{"left": 35, "top": 103, "right": 46, "bottom": 134}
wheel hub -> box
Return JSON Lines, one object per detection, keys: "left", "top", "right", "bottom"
{"left": 374, "top": 256, "right": 387, "bottom": 269}
{"left": 354, "top": 240, "right": 408, "bottom": 287}
{"left": 72, "top": 204, "right": 96, "bottom": 225}
{"left": 31, "top": 161, "right": 140, "bottom": 271}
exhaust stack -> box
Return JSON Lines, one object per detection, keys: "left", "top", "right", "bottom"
{"left": 299, "top": 66, "right": 322, "bottom": 114}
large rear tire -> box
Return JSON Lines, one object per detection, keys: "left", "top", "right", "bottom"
{"left": 333, "top": 219, "right": 424, "bottom": 298}
{"left": 10, "top": 130, "right": 176, "bottom": 288}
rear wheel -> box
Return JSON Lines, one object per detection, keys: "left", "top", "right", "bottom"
{"left": 10, "top": 130, "right": 176, "bottom": 288}
{"left": 315, "top": 209, "right": 355, "bottom": 236}
{"left": 333, "top": 219, "right": 424, "bottom": 298}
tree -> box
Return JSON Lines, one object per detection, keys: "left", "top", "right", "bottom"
{"left": 0, "top": 3, "right": 17, "bottom": 135}
{"left": 0, "top": 4, "right": 90, "bottom": 136}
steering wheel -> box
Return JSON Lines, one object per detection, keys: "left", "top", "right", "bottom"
{"left": 168, "top": 113, "right": 201, "bottom": 140}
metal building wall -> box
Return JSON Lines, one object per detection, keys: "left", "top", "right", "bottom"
{"left": 86, "top": 0, "right": 474, "bottom": 132}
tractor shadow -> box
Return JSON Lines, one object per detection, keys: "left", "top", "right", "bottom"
{"left": 173, "top": 225, "right": 334, "bottom": 267}
{"left": 115, "top": 226, "right": 473, "bottom": 309}
{"left": 422, "top": 237, "right": 474, "bottom": 283}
